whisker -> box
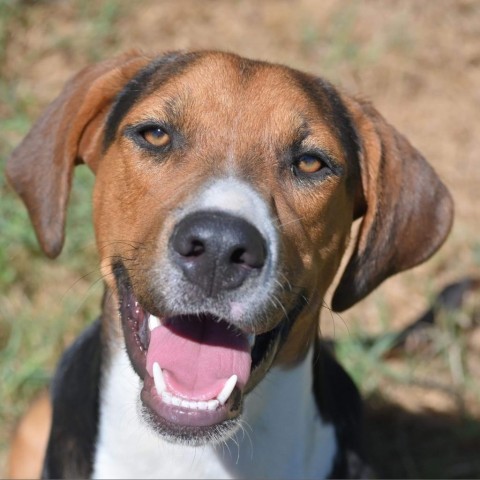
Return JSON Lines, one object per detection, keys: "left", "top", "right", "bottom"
{"left": 274, "top": 216, "right": 306, "bottom": 230}
{"left": 321, "top": 300, "right": 350, "bottom": 338}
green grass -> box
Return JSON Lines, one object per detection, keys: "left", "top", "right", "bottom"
{"left": 336, "top": 276, "right": 480, "bottom": 397}
{"left": 334, "top": 287, "right": 480, "bottom": 478}
{"left": 0, "top": 2, "right": 112, "bottom": 469}
{"left": 0, "top": 160, "right": 100, "bottom": 469}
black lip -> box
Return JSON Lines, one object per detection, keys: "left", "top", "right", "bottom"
{"left": 140, "top": 385, "right": 240, "bottom": 445}
{"left": 112, "top": 259, "right": 306, "bottom": 438}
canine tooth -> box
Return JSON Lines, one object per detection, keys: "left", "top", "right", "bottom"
{"left": 207, "top": 399, "right": 219, "bottom": 410}
{"left": 153, "top": 362, "right": 166, "bottom": 394}
{"left": 148, "top": 315, "right": 161, "bottom": 331}
{"left": 217, "top": 375, "right": 237, "bottom": 405}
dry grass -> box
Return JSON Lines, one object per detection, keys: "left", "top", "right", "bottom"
{"left": 1, "top": 0, "right": 479, "bottom": 477}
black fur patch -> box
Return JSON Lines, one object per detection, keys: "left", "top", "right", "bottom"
{"left": 42, "top": 320, "right": 102, "bottom": 479}
{"left": 312, "top": 340, "right": 368, "bottom": 478}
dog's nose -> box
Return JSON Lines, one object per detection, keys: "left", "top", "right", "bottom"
{"left": 170, "top": 211, "right": 267, "bottom": 297}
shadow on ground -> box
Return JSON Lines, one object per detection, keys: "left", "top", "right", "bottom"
{"left": 365, "top": 395, "right": 480, "bottom": 479}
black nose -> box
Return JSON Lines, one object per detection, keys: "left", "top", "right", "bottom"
{"left": 170, "top": 211, "right": 267, "bottom": 297}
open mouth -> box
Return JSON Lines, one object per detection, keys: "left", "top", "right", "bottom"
{"left": 115, "top": 267, "right": 284, "bottom": 444}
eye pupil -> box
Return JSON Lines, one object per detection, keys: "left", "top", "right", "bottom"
{"left": 141, "top": 126, "right": 170, "bottom": 147}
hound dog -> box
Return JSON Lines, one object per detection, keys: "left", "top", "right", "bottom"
{"left": 6, "top": 51, "right": 453, "bottom": 479}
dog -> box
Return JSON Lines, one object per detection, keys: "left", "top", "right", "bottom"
{"left": 6, "top": 50, "right": 453, "bottom": 479}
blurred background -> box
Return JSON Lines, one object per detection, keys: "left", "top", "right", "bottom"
{"left": 0, "top": 0, "right": 479, "bottom": 477}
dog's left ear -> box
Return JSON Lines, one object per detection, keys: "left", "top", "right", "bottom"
{"left": 6, "top": 52, "right": 150, "bottom": 258}
{"left": 332, "top": 97, "right": 454, "bottom": 312}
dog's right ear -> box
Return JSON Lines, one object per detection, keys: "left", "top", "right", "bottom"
{"left": 5, "top": 52, "right": 150, "bottom": 258}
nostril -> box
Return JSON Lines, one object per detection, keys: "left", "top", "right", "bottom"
{"left": 174, "top": 236, "right": 206, "bottom": 258}
{"left": 187, "top": 239, "right": 205, "bottom": 258}
{"left": 230, "top": 245, "right": 266, "bottom": 269}
{"left": 231, "top": 248, "right": 247, "bottom": 265}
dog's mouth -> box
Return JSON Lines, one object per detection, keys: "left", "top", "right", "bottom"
{"left": 116, "top": 275, "right": 285, "bottom": 443}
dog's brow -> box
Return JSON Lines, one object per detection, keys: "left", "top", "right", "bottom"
{"left": 291, "top": 71, "right": 361, "bottom": 185}
{"left": 291, "top": 120, "right": 311, "bottom": 145}
{"left": 103, "top": 52, "right": 200, "bottom": 151}
{"left": 162, "top": 94, "right": 190, "bottom": 125}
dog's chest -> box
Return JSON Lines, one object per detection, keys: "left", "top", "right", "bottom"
{"left": 92, "top": 348, "right": 337, "bottom": 479}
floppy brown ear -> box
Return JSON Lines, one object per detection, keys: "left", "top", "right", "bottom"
{"left": 331, "top": 97, "right": 454, "bottom": 312}
{"left": 5, "top": 52, "right": 151, "bottom": 258}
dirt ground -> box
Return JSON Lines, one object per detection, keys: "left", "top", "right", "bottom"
{"left": 1, "top": 0, "right": 479, "bottom": 477}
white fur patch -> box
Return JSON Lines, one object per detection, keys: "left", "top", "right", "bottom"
{"left": 93, "top": 347, "right": 336, "bottom": 479}
{"left": 192, "top": 177, "right": 278, "bottom": 262}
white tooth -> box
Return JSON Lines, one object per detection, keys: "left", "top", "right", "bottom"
{"left": 162, "top": 393, "right": 173, "bottom": 405}
{"left": 180, "top": 399, "right": 190, "bottom": 408}
{"left": 148, "top": 315, "right": 161, "bottom": 331}
{"left": 171, "top": 396, "right": 181, "bottom": 406}
{"left": 207, "top": 399, "right": 219, "bottom": 410}
{"left": 217, "top": 375, "right": 237, "bottom": 405}
{"left": 188, "top": 401, "right": 199, "bottom": 410}
{"left": 198, "top": 401, "right": 208, "bottom": 410}
{"left": 248, "top": 334, "right": 255, "bottom": 347}
{"left": 153, "top": 362, "right": 166, "bottom": 394}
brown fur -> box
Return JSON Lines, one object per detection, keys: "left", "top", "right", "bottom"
{"left": 5, "top": 51, "right": 454, "bottom": 477}
{"left": 7, "top": 392, "right": 51, "bottom": 479}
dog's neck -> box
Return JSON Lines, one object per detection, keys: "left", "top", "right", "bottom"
{"left": 92, "top": 343, "right": 337, "bottom": 479}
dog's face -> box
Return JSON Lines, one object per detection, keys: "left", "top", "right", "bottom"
{"left": 6, "top": 51, "right": 453, "bottom": 445}
{"left": 93, "top": 53, "right": 360, "bottom": 441}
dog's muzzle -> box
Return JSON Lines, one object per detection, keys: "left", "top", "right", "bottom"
{"left": 114, "top": 207, "right": 301, "bottom": 444}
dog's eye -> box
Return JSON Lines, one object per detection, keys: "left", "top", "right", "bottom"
{"left": 294, "top": 155, "right": 325, "bottom": 175}
{"left": 140, "top": 126, "right": 171, "bottom": 148}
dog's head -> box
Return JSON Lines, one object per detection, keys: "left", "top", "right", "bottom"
{"left": 6, "top": 51, "right": 453, "bottom": 444}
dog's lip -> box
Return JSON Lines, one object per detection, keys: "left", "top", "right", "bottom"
{"left": 118, "top": 282, "right": 281, "bottom": 431}
{"left": 141, "top": 374, "right": 242, "bottom": 428}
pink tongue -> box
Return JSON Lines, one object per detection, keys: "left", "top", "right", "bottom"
{"left": 146, "top": 316, "right": 251, "bottom": 401}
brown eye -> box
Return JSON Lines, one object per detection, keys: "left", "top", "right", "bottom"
{"left": 141, "top": 127, "right": 170, "bottom": 147}
{"left": 295, "top": 155, "right": 324, "bottom": 174}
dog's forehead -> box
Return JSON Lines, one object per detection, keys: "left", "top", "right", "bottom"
{"left": 106, "top": 51, "right": 358, "bottom": 163}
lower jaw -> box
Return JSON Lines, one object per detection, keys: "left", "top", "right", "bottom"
{"left": 128, "top": 324, "right": 282, "bottom": 443}
{"left": 141, "top": 376, "right": 241, "bottom": 445}
{"left": 113, "top": 263, "right": 300, "bottom": 442}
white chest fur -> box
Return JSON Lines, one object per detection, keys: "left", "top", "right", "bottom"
{"left": 93, "top": 347, "right": 337, "bottom": 479}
